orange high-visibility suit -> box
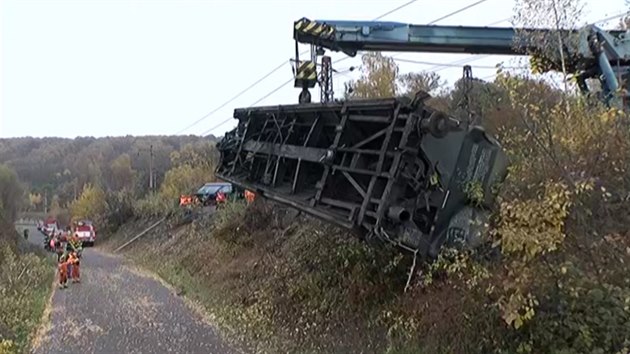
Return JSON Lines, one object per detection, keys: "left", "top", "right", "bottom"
{"left": 58, "top": 256, "right": 69, "bottom": 289}
{"left": 68, "top": 252, "right": 80, "bottom": 283}
{"left": 215, "top": 192, "right": 227, "bottom": 209}
{"left": 244, "top": 190, "right": 256, "bottom": 204}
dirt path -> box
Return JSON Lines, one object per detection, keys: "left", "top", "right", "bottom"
{"left": 25, "top": 226, "right": 240, "bottom": 354}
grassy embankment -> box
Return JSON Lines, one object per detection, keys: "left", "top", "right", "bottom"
{"left": 101, "top": 203, "right": 417, "bottom": 354}
{"left": 100, "top": 195, "right": 630, "bottom": 354}
{"left": 0, "top": 220, "right": 54, "bottom": 354}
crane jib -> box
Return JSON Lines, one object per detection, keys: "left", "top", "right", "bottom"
{"left": 292, "top": 17, "right": 630, "bottom": 110}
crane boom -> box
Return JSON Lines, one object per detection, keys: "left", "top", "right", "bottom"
{"left": 292, "top": 18, "right": 630, "bottom": 108}
{"left": 295, "top": 20, "right": 526, "bottom": 56}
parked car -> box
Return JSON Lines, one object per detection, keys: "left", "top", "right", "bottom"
{"left": 73, "top": 220, "right": 97, "bottom": 246}
{"left": 194, "top": 182, "right": 238, "bottom": 206}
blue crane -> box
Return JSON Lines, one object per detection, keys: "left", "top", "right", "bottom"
{"left": 292, "top": 18, "right": 630, "bottom": 108}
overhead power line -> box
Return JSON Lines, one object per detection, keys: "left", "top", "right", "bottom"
{"left": 394, "top": 57, "right": 515, "bottom": 69}
{"left": 373, "top": 0, "right": 419, "bottom": 21}
{"left": 427, "top": 0, "right": 489, "bottom": 25}
{"left": 200, "top": 77, "right": 294, "bottom": 137}
{"left": 590, "top": 11, "right": 629, "bottom": 26}
{"left": 201, "top": 66, "right": 356, "bottom": 137}
{"left": 176, "top": 60, "right": 289, "bottom": 134}
{"left": 178, "top": 0, "right": 421, "bottom": 135}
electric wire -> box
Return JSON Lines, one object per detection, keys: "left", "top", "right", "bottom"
{"left": 373, "top": 0, "right": 419, "bottom": 21}
{"left": 201, "top": 67, "right": 355, "bottom": 136}
{"left": 176, "top": 60, "right": 289, "bottom": 134}
{"left": 179, "top": 0, "right": 421, "bottom": 135}
{"left": 393, "top": 57, "right": 515, "bottom": 69}
{"left": 199, "top": 78, "right": 293, "bottom": 137}
{"left": 427, "top": 0, "right": 489, "bottom": 25}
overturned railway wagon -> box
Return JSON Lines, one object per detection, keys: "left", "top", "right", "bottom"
{"left": 216, "top": 93, "right": 508, "bottom": 258}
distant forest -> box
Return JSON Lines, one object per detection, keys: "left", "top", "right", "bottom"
{"left": 0, "top": 135, "right": 217, "bottom": 210}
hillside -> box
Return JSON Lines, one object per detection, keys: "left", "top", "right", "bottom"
{"left": 0, "top": 135, "right": 220, "bottom": 231}
{"left": 0, "top": 135, "right": 217, "bottom": 210}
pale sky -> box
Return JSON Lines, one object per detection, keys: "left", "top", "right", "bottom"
{"left": 1, "top": 0, "right": 626, "bottom": 138}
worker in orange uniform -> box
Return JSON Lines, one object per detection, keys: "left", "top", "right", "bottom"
{"left": 244, "top": 189, "right": 256, "bottom": 204}
{"left": 68, "top": 251, "right": 81, "bottom": 283}
{"left": 58, "top": 254, "right": 69, "bottom": 289}
{"left": 215, "top": 191, "right": 227, "bottom": 209}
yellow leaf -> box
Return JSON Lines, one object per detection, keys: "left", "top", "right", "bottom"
{"left": 514, "top": 316, "right": 523, "bottom": 329}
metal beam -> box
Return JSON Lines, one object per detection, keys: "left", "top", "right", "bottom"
{"left": 243, "top": 141, "right": 328, "bottom": 163}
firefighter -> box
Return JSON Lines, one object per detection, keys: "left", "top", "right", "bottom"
{"left": 48, "top": 235, "right": 55, "bottom": 253}
{"left": 57, "top": 254, "right": 69, "bottom": 289}
{"left": 54, "top": 235, "right": 64, "bottom": 262}
{"left": 67, "top": 232, "right": 82, "bottom": 254}
{"left": 64, "top": 232, "right": 78, "bottom": 276}
{"left": 244, "top": 189, "right": 256, "bottom": 204}
{"left": 68, "top": 251, "right": 81, "bottom": 283}
{"left": 215, "top": 191, "right": 227, "bottom": 209}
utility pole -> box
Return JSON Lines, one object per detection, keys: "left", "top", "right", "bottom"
{"left": 461, "top": 65, "right": 475, "bottom": 125}
{"left": 137, "top": 145, "right": 156, "bottom": 195}
{"left": 320, "top": 55, "right": 334, "bottom": 103}
{"left": 149, "top": 144, "right": 154, "bottom": 193}
{"left": 44, "top": 190, "right": 48, "bottom": 214}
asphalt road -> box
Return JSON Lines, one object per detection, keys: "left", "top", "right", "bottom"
{"left": 19, "top": 225, "right": 240, "bottom": 354}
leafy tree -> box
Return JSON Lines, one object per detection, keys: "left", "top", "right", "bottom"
{"left": 49, "top": 195, "right": 63, "bottom": 218}
{"left": 345, "top": 52, "right": 399, "bottom": 98}
{"left": 398, "top": 71, "right": 444, "bottom": 96}
{"left": 0, "top": 164, "right": 23, "bottom": 221}
{"left": 170, "top": 141, "right": 217, "bottom": 169}
{"left": 109, "top": 153, "right": 135, "bottom": 191}
{"left": 69, "top": 184, "right": 107, "bottom": 223}
{"left": 448, "top": 77, "right": 511, "bottom": 127}
{"left": 512, "top": 0, "right": 586, "bottom": 90}
{"left": 28, "top": 193, "right": 42, "bottom": 211}
{"left": 159, "top": 142, "right": 217, "bottom": 201}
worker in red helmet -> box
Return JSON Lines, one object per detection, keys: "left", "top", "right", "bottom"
{"left": 215, "top": 191, "right": 227, "bottom": 209}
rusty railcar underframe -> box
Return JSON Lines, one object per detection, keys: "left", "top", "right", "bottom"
{"left": 216, "top": 93, "right": 508, "bottom": 258}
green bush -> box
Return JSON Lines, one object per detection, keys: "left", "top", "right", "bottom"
{"left": 0, "top": 165, "right": 23, "bottom": 222}
{"left": 103, "top": 190, "right": 135, "bottom": 232}
{"left": 132, "top": 193, "right": 176, "bottom": 217}
{"left": 0, "top": 246, "right": 53, "bottom": 354}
